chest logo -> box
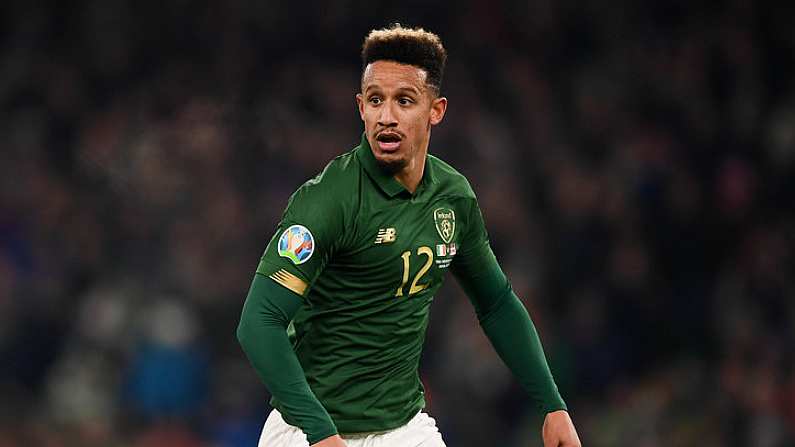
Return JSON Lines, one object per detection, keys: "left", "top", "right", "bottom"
{"left": 375, "top": 227, "right": 397, "bottom": 244}
{"left": 433, "top": 208, "right": 456, "bottom": 243}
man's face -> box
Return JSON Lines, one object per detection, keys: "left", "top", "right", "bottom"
{"left": 356, "top": 61, "right": 447, "bottom": 174}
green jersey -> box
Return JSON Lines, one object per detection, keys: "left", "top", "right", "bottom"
{"left": 256, "top": 134, "right": 487, "bottom": 433}
{"left": 239, "top": 133, "right": 565, "bottom": 442}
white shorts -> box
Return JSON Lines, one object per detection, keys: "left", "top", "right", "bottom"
{"left": 258, "top": 409, "right": 446, "bottom": 447}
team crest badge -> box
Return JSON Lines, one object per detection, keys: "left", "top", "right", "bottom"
{"left": 433, "top": 208, "right": 455, "bottom": 243}
{"left": 278, "top": 225, "right": 314, "bottom": 265}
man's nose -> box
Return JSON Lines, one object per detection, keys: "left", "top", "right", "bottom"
{"left": 377, "top": 102, "right": 398, "bottom": 127}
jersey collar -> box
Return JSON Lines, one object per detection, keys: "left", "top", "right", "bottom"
{"left": 356, "top": 133, "right": 437, "bottom": 198}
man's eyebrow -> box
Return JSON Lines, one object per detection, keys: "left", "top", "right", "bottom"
{"left": 395, "top": 85, "right": 422, "bottom": 95}
{"left": 364, "top": 84, "right": 422, "bottom": 96}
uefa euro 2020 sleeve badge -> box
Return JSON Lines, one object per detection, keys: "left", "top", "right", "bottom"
{"left": 278, "top": 225, "right": 315, "bottom": 265}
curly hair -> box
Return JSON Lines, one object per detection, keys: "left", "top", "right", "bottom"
{"left": 361, "top": 24, "right": 448, "bottom": 95}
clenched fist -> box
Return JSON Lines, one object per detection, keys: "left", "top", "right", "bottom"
{"left": 542, "top": 410, "right": 581, "bottom": 447}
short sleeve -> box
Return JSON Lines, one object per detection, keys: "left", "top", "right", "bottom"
{"left": 256, "top": 181, "right": 344, "bottom": 298}
{"left": 453, "top": 197, "right": 492, "bottom": 269}
{"left": 451, "top": 198, "right": 512, "bottom": 314}
{"left": 442, "top": 174, "right": 493, "bottom": 279}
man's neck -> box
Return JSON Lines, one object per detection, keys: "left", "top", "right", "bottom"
{"left": 394, "top": 146, "right": 427, "bottom": 194}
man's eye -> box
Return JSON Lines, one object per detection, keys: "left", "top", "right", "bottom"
{"left": 369, "top": 97, "right": 382, "bottom": 105}
{"left": 398, "top": 97, "right": 414, "bottom": 105}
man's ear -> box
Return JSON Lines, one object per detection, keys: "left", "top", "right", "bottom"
{"left": 430, "top": 96, "right": 447, "bottom": 126}
{"left": 356, "top": 93, "right": 365, "bottom": 121}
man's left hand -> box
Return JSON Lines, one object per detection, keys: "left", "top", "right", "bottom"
{"left": 542, "top": 410, "right": 581, "bottom": 447}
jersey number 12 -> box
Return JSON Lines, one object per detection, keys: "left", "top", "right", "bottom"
{"left": 395, "top": 246, "right": 433, "bottom": 297}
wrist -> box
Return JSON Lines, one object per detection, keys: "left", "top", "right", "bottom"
{"left": 306, "top": 426, "right": 339, "bottom": 445}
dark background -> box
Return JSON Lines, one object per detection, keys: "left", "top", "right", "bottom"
{"left": 1, "top": 1, "right": 794, "bottom": 446}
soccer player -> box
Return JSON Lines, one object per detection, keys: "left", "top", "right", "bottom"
{"left": 237, "top": 24, "right": 581, "bottom": 447}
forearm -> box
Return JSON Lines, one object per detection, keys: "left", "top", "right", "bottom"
{"left": 453, "top": 241, "right": 566, "bottom": 413}
{"left": 479, "top": 290, "right": 567, "bottom": 413}
{"left": 237, "top": 274, "right": 337, "bottom": 444}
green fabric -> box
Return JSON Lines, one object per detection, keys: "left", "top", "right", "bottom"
{"left": 236, "top": 273, "right": 337, "bottom": 444}
{"left": 243, "top": 133, "right": 565, "bottom": 439}
{"left": 253, "top": 134, "right": 483, "bottom": 433}
{"left": 482, "top": 290, "right": 568, "bottom": 413}
{"left": 451, "top": 203, "right": 566, "bottom": 413}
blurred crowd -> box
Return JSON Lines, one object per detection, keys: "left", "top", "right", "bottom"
{"left": 1, "top": 1, "right": 794, "bottom": 446}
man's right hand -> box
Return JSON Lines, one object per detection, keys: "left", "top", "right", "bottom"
{"left": 311, "top": 434, "right": 347, "bottom": 446}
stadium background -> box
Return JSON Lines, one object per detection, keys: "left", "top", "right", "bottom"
{"left": 1, "top": 1, "right": 794, "bottom": 446}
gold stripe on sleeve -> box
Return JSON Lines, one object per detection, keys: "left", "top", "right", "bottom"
{"left": 268, "top": 269, "right": 308, "bottom": 296}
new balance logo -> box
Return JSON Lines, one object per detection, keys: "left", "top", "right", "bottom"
{"left": 374, "top": 228, "right": 397, "bottom": 244}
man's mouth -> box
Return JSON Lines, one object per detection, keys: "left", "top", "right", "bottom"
{"left": 375, "top": 132, "right": 402, "bottom": 152}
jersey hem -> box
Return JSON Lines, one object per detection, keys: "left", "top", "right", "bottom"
{"left": 334, "top": 406, "right": 423, "bottom": 436}
{"left": 272, "top": 398, "right": 425, "bottom": 438}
